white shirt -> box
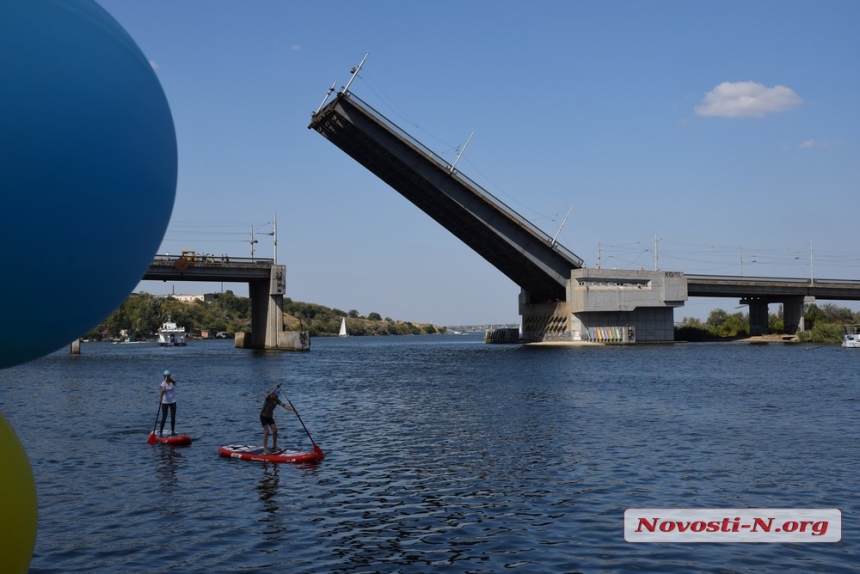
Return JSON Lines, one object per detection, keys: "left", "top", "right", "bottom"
{"left": 160, "top": 380, "right": 177, "bottom": 404}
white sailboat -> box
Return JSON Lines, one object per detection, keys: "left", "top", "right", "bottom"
{"left": 339, "top": 318, "right": 349, "bottom": 337}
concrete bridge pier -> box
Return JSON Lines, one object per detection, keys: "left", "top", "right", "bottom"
{"left": 518, "top": 268, "right": 687, "bottom": 344}
{"left": 238, "top": 265, "right": 309, "bottom": 351}
{"left": 745, "top": 299, "right": 770, "bottom": 336}
{"left": 783, "top": 296, "right": 806, "bottom": 334}
{"left": 519, "top": 295, "right": 570, "bottom": 342}
{"left": 741, "top": 295, "right": 807, "bottom": 336}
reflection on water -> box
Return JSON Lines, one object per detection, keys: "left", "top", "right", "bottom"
{"left": 257, "top": 464, "right": 280, "bottom": 514}
{"left": 2, "top": 337, "right": 859, "bottom": 572}
{"left": 154, "top": 445, "right": 184, "bottom": 490}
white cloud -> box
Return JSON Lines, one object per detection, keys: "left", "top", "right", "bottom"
{"left": 797, "top": 139, "right": 840, "bottom": 150}
{"left": 695, "top": 81, "right": 802, "bottom": 118}
{"left": 291, "top": 44, "right": 302, "bottom": 51}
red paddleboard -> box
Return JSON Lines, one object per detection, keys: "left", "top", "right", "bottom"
{"left": 218, "top": 444, "right": 324, "bottom": 463}
{"left": 151, "top": 433, "right": 192, "bottom": 446}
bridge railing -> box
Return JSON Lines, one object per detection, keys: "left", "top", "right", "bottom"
{"left": 685, "top": 274, "right": 860, "bottom": 285}
{"left": 341, "top": 91, "right": 584, "bottom": 268}
{"left": 152, "top": 254, "right": 274, "bottom": 265}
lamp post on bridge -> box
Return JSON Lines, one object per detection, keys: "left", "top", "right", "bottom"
{"left": 264, "top": 212, "right": 277, "bottom": 265}
{"left": 250, "top": 225, "right": 258, "bottom": 261}
{"left": 254, "top": 213, "right": 278, "bottom": 264}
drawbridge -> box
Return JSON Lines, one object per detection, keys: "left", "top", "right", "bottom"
{"left": 308, "top": 74, "right": 860, "bottom": 342}
{"left": 308, "top": 91, "right": 583, "bottom": 304}
{"left": 307, "top": 88, "right": 685, "bottom": 343}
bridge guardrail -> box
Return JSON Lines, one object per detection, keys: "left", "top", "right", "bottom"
{"left": 685, "top": 274, "right": 860, "bottom": 285}
{"left": 152, "top": 254, "right": 274, "bottom": 265}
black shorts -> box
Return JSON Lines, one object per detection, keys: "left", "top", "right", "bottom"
{"left": 260, "top": 414, "right": 275, "bottom": 427}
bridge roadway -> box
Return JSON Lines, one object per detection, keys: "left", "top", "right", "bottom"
{"left": 141, "top": 256, "right": 860, "bottom": 305}
{"left": 686, "top": 274, "right": 860, "bottom": 301}
{"left": 143, "top": 255, "right": 274, "bottom": 283}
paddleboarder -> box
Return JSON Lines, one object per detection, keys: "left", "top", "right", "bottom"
{"left": 158, "top": 370, "right": 177, "bottom": 437}
{"left": 261, "top": 385, "right": 294, "bottom": 453}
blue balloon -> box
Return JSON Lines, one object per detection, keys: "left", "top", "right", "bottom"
{"left": 0, "top": 0, "right": 177, "bottom": 369}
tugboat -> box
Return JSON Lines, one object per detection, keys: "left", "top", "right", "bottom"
{"left": 157, "top": 319, "right": 187, "bottom": 346}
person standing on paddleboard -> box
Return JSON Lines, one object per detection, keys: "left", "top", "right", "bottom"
{"left": 260, "top": 384, "right": 293, "bottom": 453}
{"left": 159, "top": 370, "right": 178, "bottom": 437}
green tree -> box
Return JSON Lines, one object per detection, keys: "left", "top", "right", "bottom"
{"left": 678, "top": 317, "right": 705, "bottom": 329}
{"left": 129, "top": 293, "right": 163, "bottom": 337}
{"left": 706, "top": 309, "right": 729, "bottom": 328}
{"left": 798, "top": 323, "right": 842, "bottom": 344}
{"left": 103, "top": 302, "right": 131, "bottom": 336}
{"left": 821, "top": 303, "right": 854, "bottom": 324}
{"left": 804, "top": 303, "right": 825, "bottom": 330}
{"left": 768, "top": 313, "right": 784, "bottom": 334}
{"left": 705, "top": 309, "right": 748, "bottom": 337}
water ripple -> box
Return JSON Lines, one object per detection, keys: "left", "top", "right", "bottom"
{"left": 0, "top": 338, "right": 856, "bottom": 572}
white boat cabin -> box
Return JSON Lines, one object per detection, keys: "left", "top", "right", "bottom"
{"left": 841, "top": 324, "right": 860, "bottom": 348}
{"left": 158, "top": 320, "right": 187, "bottom": 346}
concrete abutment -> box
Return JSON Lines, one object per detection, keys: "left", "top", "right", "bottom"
{"left": 519, "top": 268, "right": 686, "bottom": 344}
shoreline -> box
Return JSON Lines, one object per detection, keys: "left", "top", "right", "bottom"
{"left": 523, "top": 333, "right": 801, "bottom": 347}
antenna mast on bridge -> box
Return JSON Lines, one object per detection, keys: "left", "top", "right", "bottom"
{"left": 449, "top": 131, "right": 475, "bottom": 174}
{"left": 342, "top": 52, "right": 369, "bottom": 94}
{"left": 250, "top": 225, "right": 258, "bottom": 260}
{"left": 654, "top": 234, "right": 658, "bottom": 271}
{"left": 551, "top": 204, "right": 574, "bottom": 248}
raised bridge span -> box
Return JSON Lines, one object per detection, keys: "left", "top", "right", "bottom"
{"left": 307, "top": 92, "right": 583, "bottom": 304}
{"left": 308, "top": 90, "right": 860, "bottom": 342}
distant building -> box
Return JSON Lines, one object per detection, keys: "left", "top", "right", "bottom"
{"left": 158, "top": 293, "right": 217, "bottom": 303}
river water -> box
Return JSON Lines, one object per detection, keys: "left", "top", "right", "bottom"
{"left": 1, "top": 335, "right": 857, "bottom": 573}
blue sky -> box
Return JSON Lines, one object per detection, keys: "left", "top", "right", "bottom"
{"left": 99, "top": 1, "right": 859, "bottom": 325}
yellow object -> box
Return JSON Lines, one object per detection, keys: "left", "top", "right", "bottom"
{"left": 0, "top": 414, "right": 37, "bottom": 574}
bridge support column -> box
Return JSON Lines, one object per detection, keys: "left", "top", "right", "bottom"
{"left": 519, "top": 294, "right": 570, "bottom": 342}
{"left": 245, "top": 265, "right": 310, "bottom": 351}
{"left": 745, "top": 299, "right": 770, "bottom": 336}
{"left": 783, "top": 296, "right": 805, "bottom": 334}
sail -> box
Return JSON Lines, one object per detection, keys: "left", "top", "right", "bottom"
{"left": 339, "top": 318, "right": 348, "bottom": 337}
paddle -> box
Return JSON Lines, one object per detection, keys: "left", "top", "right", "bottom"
{"left": 146, "top": 401, "right": 161, "bottom": 444}
{"left": 280, "top": 389, "right": 324, "bottom": 458}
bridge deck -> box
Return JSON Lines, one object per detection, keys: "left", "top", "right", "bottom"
{"left": 686, "top": 274, "right": 860, "bottom": 301}
{"left": 309, "top": 92, "right": 583, "bottom": 302}
{"left": 143, "top": 256, "right": 274, "bottom": 283}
